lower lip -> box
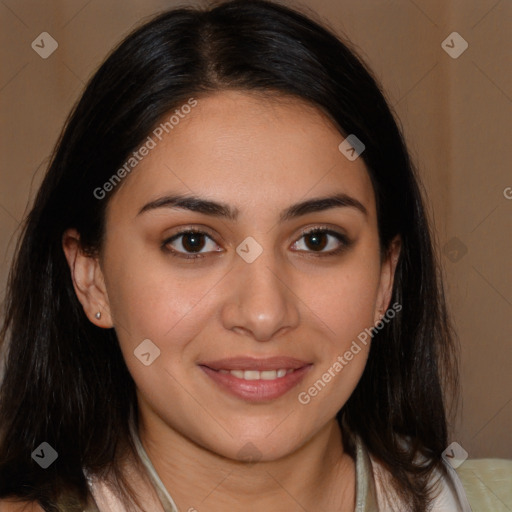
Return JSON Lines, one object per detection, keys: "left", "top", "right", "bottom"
{"left": 199, "top": 365, "right": 312, "bottom": 402}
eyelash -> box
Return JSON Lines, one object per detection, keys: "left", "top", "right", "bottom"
{"left": 162, "top": 226, "right": 352, "bottom": 261}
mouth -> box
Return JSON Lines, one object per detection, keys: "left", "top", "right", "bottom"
{"left": 198, "top": 357, "right": 312, "bottom": 402}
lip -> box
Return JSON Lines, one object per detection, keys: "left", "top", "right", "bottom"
{"left": 198, "top": 357, "right": 312, "bottom": 403}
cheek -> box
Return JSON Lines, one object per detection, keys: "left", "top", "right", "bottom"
{"left": 294, "top": 251, "right": 381, "bottom": 415}
{"left": 305, "top": 254, "right": 382, "bottom": 344}
{"left": 102, "top": 242, "right": 214, "bottom": 355}
{"left": 104, "top": 257, "right": 212, "bottom": 415}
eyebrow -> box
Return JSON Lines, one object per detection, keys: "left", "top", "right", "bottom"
{"left": 137, "top": 192, "right": 367, "bottom": 222}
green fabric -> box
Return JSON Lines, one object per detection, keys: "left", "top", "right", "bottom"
{"left": 456, "top": 459, "right": 512, "bottom": 511}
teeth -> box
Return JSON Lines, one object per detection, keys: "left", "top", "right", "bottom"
{"left": 223, "top": 369, "right": 293, "bottom": 380}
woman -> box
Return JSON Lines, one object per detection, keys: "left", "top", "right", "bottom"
{"left": 0, "top": 0, "right": 473, "bottom": 510}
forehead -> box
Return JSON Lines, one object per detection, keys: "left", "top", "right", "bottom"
{"left": 106, "top": 90, "right": 375, "bottom": 222}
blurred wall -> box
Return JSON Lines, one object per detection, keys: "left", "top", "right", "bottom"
{"left": 0, "top": 0, "right": 511, "bottom": 459}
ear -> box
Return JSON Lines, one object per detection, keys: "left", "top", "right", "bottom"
{"left": 374, "top": 235, "right": 402, "bottom": 324}
{"left": 62, "top": 228, "right": 113, "bottom": 328}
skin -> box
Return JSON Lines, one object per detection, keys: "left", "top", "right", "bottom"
{"left": 58, "top": 90, "right": 401, "bottom": 511}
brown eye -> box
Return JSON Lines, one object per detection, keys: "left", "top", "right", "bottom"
{"left": 292, "top": 228, "right": 351, "bottom": 256}
{"left": 180, "top": 232, "right": 207, "bottom": 252}
{"left": 304, "top": 231, "right": 329, "bottom": 251}
{"left": 163, "top": 229, "right": 221, "bottom": 259}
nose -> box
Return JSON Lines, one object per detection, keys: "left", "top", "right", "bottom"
{"left": 220, "top": 248, "right": 300, "bottom": 342}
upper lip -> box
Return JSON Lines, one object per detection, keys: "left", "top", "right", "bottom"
{"left": 199, "top": 356, "right": 311, "bottom": 371}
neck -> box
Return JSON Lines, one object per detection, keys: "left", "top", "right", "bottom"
{"left": 136, "top": 408, "right": 355, "bottom": 512}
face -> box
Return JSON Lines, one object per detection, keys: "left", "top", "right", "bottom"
{"left": 65, "top": 90, "right": 400, "bottom": 462}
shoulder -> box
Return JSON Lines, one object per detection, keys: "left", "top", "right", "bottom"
{"left": 0, "top": 500, "right": 44, "bottom": 512}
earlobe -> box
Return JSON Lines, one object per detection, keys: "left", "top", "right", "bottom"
{"left": 61, "top": 228, "right": 113, "bottom": 328}
{"left": 374, "top": 235, "right": 402, "bottom": 324}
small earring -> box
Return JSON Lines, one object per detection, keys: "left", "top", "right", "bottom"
{"left": 95, "top": 312, "right": 101, "bottom": 319}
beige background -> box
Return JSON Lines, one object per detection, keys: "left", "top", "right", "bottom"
{"left": 0, "top": 0, "right": 510, "bottom": 460}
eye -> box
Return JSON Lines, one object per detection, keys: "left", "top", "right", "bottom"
{"left": 162, "top": 226, "right": 352, "bottom": 261}
{"left": 291, "top": 227, "right": 351, "bottom": 256}
{"left": 162, "top": 229, "right": 222, "bottom": 259}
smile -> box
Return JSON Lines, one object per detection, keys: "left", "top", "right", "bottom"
{"left": 198, "top": 357, "right": 312, "bottom": 402}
